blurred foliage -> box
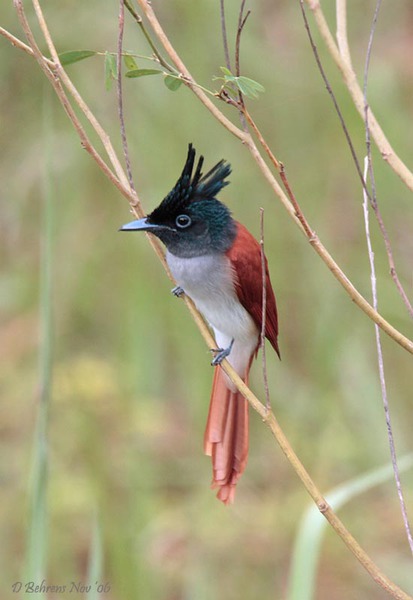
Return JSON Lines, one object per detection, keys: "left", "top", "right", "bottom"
{"left": 1, "top": 1, "right": 413, "bottom": 599}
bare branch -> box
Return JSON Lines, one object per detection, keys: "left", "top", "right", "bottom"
{"left": 234, "top": 0, "right": 250, "bottom": 127}
{"left": 0, "top": 25, "right": 54, "bottom": 68}
{"left": 362, "top": 1, "right": 413, "bottom": 555}
{"left": 219, "top": 0, "right": 232, "bottom": 72}
{"left": 335, "top": 0, "right": 353, "bottom": 68}
{"left": 117, "top": 0, "right": 137, "bottom": 194}
{"left": 362, "top": 0, "right": 413, "bottom": 319}
{"left": 259, "top": 208, "right": 270, "bottom": 411}
{"left": 299, "top": 1, "right": 373, "bottom": 204}
{"left": 362, "top": 158, "right": 413, "bottom": 556}
{"left": 124, "top": 0, "right": 175, "bottom": 72}
{"left": 235, "top": 0, "right": 250, "bottom": 78}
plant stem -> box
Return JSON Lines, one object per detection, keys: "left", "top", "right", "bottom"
{"left": 25, "top": 85, "right": 54, "bottom": 594}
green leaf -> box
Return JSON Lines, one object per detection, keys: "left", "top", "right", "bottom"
{"left": 125, "top": 68, "right": 163, "bottom": 78}
{"left": 123, "top": 53, "right": 138, "bottom": 70}
{"left": 104, "top": 51, "right": 118, "bottom": 91}
{"left": 58, "top": 50, "right": 97, "bottom": 66}
{"left": 220, "top": 66, "right": 233, "bottom": 78}
{"left": 164, "top": 75, "right": 183, "bottom": 91}
{"left": 235, "top": 76, "right": 265, "bottom": 99}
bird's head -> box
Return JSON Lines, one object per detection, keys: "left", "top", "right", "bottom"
{"left": 120, "top": 144, "right": 237, "bottom": 258}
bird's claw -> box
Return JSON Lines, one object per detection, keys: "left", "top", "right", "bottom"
{"left": 171, "top": 286, "right": 184, "bottom": 297}
{"left": 210, "top": 339, "right": 234, "bottom": 366}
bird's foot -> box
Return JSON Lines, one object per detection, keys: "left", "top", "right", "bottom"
{"left": 210, "top": 339, "right": 234, "bottom": 366}
{"left": 171, "top": 286, "right": 184, "bottom": 297}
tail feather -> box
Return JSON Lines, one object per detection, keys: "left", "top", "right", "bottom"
{"left": 204, "top": 367, "right": 249, "bottom": 505}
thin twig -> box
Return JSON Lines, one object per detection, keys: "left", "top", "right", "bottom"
{"left": 0, "top": 25, "right": 55, "bottom": 68}
{"left": 242, "top": 104, "right": 315, "bottom": 238}
{"left": 117, "top": 0, "right": 137, "bottom": 194}
{"left": 259, "top": 208, "right": 270, "bottom": 411}
{"left": 235, "top": 0, "right": 250, "bottom": 78}
{"left": 362, "top": 158, "right": 413, "bottom": 556}
{"left": 363, "top": 1, "right": 413, "bottom": 554}
{"left": 234, "top": 0, "right": 250, "bottom": 129}
{"left": 299, "top": 0, "right": 373, "bottom": 205}
{"left": 362, "top": 0, "right": 413, "bottom": 320}
{"left": 219, "top": 0, "right": 232, "bottom": 72}
{"left": 124, "top": 0, "right": 175, "bottom": 72}
{"left": 304, "top": 0, "right": 413, "bottom": 193}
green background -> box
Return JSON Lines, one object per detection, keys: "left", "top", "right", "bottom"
{"left": 1, "top": 1, "right": 413, "bottom": 598}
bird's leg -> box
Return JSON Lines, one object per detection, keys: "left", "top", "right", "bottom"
{"left": 171, "top": 286, "right": 184, "bottom": 297}
{"left": 210, "top": 338, "right": 234, "bottom": 366}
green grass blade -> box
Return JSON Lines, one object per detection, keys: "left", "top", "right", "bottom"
{"left": 286, "top": 454, "right": 413, "bottom": 600}
{"left": 87, "top": 512, "right": 104, "bottom": 600}
{"left": 25, "top": 85, "right": 55, "bottom": 594}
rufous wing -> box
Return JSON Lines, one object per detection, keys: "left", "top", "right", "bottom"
{"left": 226, "top": 221, "right": 280, "bottom": 357}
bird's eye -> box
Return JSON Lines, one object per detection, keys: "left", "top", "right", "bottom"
{"left": 175, "top": 214, "right": 192, "bottom": 229}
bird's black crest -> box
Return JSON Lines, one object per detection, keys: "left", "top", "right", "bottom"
{"left": 149, "top": 144, "right": 231, "bottom": 220}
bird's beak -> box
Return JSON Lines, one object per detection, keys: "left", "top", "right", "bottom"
{"left": 119, "top": 217, "right": 163, "bottom": 232}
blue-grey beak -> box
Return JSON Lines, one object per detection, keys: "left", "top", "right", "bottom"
{"left": 119, "top": 217, "right": 161, "bottom": 232}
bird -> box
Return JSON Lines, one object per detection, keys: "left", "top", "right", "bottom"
{"left": 120, "top": 144, "right": 280, "bottom": 504}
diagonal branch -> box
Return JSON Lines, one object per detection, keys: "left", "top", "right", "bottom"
{"left": 0, "top": 25, "right": 54, "bottom": 67}
{"left": 124, "top": 0, "right": 175, "bottom": 72}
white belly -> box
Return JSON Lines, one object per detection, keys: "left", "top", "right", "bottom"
{"left": 167, "top": 251, "right": 258, "bottom": 377}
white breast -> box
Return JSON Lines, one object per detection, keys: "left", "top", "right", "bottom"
{"left": 167, "top": 251, "right": 259, "bottom": 377}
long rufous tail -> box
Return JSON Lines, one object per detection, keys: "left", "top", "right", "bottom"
{"left": 203, "top": 366, "right": 249, "bottom": 505}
